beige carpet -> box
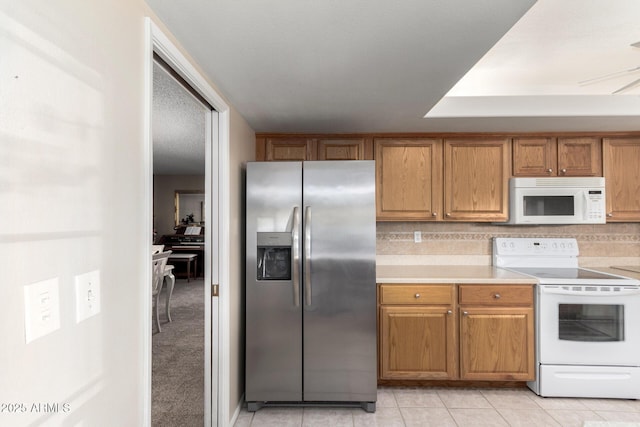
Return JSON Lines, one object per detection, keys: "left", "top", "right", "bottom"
{"left": 152, "top": 278, "right": 205, "bottom": 427}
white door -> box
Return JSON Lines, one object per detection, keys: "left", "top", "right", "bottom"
{"left": 147, "top": 18, "right": 231, "bottom": 427}
{"left": 205, "top": 109, "right": 219, "bottom": 426}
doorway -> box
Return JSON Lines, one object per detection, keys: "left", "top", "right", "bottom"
{"left": 145, "top": 18, "right": 231, "bottom": 427}
{"left": 151, "top": 57, "right": 208, "bottom": 425}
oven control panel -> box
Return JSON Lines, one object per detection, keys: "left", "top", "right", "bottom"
{"left": 494, "top": 238, "right": 579, "bottom": 257}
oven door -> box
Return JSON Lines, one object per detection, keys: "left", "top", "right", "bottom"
{"left": 538, "top": 285, "right": 640, "bottom": 366}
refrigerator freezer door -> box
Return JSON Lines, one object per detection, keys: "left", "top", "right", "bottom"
{"left": 246, "top": 162, "right": 303, "bottom": 402}
{"left": 302, "top": 161, "right": 377, "bottom": 403}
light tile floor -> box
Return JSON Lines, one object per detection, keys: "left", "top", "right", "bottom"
{"left": 234, "top": 387, "right": 640, "bottom": 427}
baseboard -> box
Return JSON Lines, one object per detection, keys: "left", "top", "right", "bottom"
{"left": 229, "top": 393, "right": 244, "bottom": 427}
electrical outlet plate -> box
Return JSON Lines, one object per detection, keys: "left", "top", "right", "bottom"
{"left": 414, "top": 231, "right": 422, "bottom": 243}
{"left": 75, "top": 270, "right": 101, "bottom": 323}
{"left": 24, "top": 278, "right": 61, "bottom": 343}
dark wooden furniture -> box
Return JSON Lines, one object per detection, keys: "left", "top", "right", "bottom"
{"left": 158, "top": 228, "right": 205, "bottom": 278}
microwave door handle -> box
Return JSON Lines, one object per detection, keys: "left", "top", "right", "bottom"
{"left": 292, "top": 206, "right": 300, "bottom": 307}
{"left": 583, "top": 191, "right": 589, "bottom": 218}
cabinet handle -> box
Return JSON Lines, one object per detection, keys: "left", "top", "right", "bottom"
{"left": 463, "top": 311, "right": 468, "bottom": 316}
{"left": 494, "top": 293, "right": 501, "bottom": 299}
{"left": 607, "top": 213, "right": 613, "bottom": 217}
{"left": 414, "top": 293, "right": 420, "bottom": 299}
{"left": 561, "top": 168, "right": 567, "bottom": 174}
{"left": 445, "top": 213, "right": 451, "bottom": 217}
{"left": 547, "top": 168, "right": 553, "bottom": 173}
{"left": 432, "top": 212, "right": 437, "bottom": 217}
{"left": 446, "top": 309, "right": 452, "bottom": 315}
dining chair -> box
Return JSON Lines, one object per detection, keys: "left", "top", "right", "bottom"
{"left": 152, "top": 250, "right": 171, "bottom": 332}
{"left": 164, "top": 264, "right": 176, "bottom": 322}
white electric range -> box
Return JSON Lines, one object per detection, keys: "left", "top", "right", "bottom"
{"left": 493, "top": 237, "right": 640, "bottom": 399}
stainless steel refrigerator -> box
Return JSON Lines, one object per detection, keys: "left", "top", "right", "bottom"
{"left": 245, "top": 161, "right": 377, "bottom": 412}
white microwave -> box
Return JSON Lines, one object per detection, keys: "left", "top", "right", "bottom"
{"left": 505, "top": 177, "right": 606, "bottom": 225}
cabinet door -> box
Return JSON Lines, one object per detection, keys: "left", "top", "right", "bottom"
{"left": 317, "top": 138, "right": 372, "bottom": 160}
{"left": 513, "top": 137, "right": 557, "bottom": 176}
{"left": 264, "top": 137, "right": 315, "bottom": 161}
{"left": 557, "top": 137, "right": 602, "bottom": 176}
{"left": 375, "top": 139, "right": 443, "bottom": 221}
{"left": 380, "top": 306, "right": 456, "bottom": 379}
{"left": 443, "top": 139, "right": 510, "bottom": 221}
{"left": 603, "top": 137, "right": 640, "bottom": 221}
{"left": 459, "top": 307, "right": 534, "bottom": 381}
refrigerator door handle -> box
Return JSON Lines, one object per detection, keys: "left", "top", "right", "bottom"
{"left": 292, "top": 206, "right": 300, "bottom": 307}
{"left": 304, "top": 206, "right": 312, "bottom": 306}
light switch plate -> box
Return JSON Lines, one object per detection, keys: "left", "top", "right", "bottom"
{"left": 24, "top": 278, "right": 61, "bottom": 343}
{"left": 75, "top": 270, "right": 101, "bottom": 323}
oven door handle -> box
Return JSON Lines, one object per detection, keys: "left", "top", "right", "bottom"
{"left": 540, "top": 286, "right": 640, "bottom": 296}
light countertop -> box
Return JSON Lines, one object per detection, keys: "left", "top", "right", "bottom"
{"left": 376, "top": 265, "right": 538, "bottom": 284}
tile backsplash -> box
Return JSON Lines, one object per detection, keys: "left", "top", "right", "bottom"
{"left": 376, "top": 222, "right": 640, "bottom": 267}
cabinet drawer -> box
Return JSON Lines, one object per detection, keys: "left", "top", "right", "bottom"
{"left": 459, "top": 285, "right": 533, "bottom": 306}
{"left": 380, "top": 284, "right": 454, "bottom": 305}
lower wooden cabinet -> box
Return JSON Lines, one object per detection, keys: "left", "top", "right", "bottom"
{"left": 380, "top": 306, "right": 456, "bottom": 380}
{"left": 378, "top": 283, "right": 535, "bottom": 382}
{"left": 459, "top": 307, "right": 534, "bottom": 381}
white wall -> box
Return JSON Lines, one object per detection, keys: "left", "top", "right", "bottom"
{"left": 0, "top": 1, "right": 255, "bottom": 426}
{"left": 153, "top": 174, "right": 205, "bottom": 237}
{"left": 228, "top": 112, "right": 256, "bottom": 419}
{"left": 0, "top": 1, "right": 149, "bottom": 425}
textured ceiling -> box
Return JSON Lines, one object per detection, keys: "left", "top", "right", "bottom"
{"left": 152, "top": 62, "right": 206, "bottom": 175}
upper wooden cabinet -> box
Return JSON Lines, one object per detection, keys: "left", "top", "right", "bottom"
{"left": 256, "top": 136, "right": 372, "bottom": 161}
{"left": 256, "top": 132, "right": 639, "bottom": 222}
{"left": 260, "top": 137, "right": 315, "bottom": 161}
{"left": 443, "top": 138, "right": 510, "bottom": 222}
{"left": 513, "top": 137, "right": 602, "bottom": 177}
{"left": 374, "top": 139, "right": 443, "bottom": 221}
{"left": 317, "top": 138, "right": 372, "bottom": 160}
{"left": 375, "top": 138, "right": 509, "bottom": 222}
{"left": 603, "top": 137, "right": 640, "bottom": 221}
{"left": 512, "top": 137, "right": 556, "bottom": 176}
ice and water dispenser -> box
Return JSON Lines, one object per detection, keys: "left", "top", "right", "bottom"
{"left": 256, "top": 232, "right": 292, "bottom": 281}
